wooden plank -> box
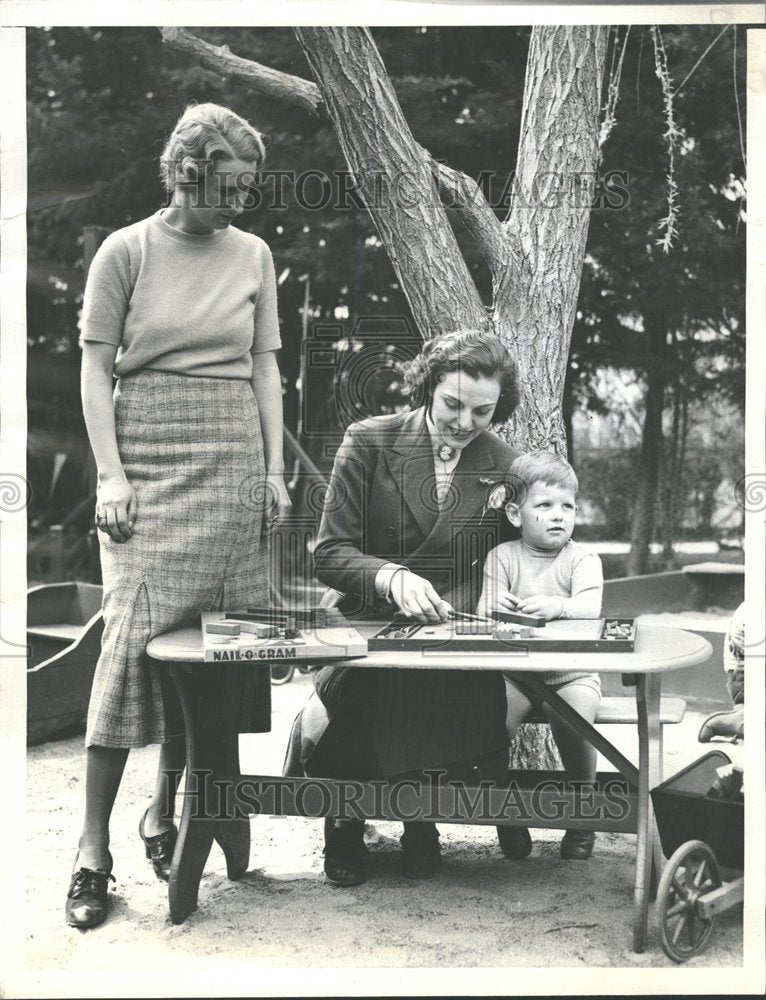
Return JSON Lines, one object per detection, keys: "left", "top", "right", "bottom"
{"left": 696, "top": 878, "right": 744, "bottom": 919}
{"left": 682, "top": 562, "right": 744, "bottom": 576}
{"left": 27, "top": 624, "right": 82, "bottom": 643}
{"left": 527, "top": 695, "right": 687, "bottom": 727}
{"left": 228, "top": 774, "right": 637, "bottom": 832}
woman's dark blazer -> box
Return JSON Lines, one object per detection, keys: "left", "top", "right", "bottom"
{"left": 306, "top": 406, "right": 520, "bottom": 780}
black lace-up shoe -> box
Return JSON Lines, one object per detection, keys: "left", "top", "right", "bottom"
{"left": 560, "top": 829, "right": 595, "bottom": 860}
{"left": 323, "top": 818, "right": 369, "bottom": 887}
{"left": 65, "top": 856, "right": 115, "bottom": 928}
{"left": 496, "top": 825, "right": 533, "bottom": 860}
{"left": 401, "top": 823, "right": 441, "bottom": 879}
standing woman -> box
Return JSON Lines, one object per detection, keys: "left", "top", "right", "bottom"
{"left": 66, "top": 103, "right": 287, "bottom": 928}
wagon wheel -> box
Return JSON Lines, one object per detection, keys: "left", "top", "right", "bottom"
{"left": 657, "top": 840, "right": 721, "bottom": 963}
{"left": 270, "top": 662, "right": 296, "bottom": 685}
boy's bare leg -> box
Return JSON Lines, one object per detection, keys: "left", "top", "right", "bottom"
{"left": 544, "top": 682, "right": 601, "bottom": 859}
{"left": 504, "top": 675, "right": 534, "bottom": 740}
{"left": 543, "top": 683, "right": 600, "bottom": 781}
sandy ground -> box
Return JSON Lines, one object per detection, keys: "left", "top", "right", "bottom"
{"left": 24, "top": 672, "right": 745, "bottom": 981}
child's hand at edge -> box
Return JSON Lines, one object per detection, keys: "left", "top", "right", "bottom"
{"left": 483, "top": 590, "right": 520, "bottom": 614}
{"left": 516, "top": 594, "right": 564, "bottom": 621}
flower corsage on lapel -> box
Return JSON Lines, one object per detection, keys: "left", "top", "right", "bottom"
{"left": 479, "top": 474, "right": 527, "bottom": 522}
{"left": 479, "top": 478, "right": 508, "bottom": 522}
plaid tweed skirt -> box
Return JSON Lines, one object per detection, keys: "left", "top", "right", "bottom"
{"left": 86, "top": 370, "right": 270, "bottom": 748}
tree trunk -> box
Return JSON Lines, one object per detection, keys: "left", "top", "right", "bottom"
{"left": 496, "top": 25, "right": 608, "bottom": 455}
{"left": 660, "top": 377, "right": 679, "bottom": 565}
{"left": 660, "top": 374, "right": 688, "bottom": 568}
{"left": 627, "top": 331, "right": 667, "bottom": 576}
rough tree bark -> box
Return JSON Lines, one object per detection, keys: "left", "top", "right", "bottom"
{"left": 497, "top": 26, "right": 607, "bottom": 458}
{"left": 161, "top": 25, "right": 608, "bottom": 770}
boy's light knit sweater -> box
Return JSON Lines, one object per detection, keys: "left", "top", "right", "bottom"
{"left": 477, "top": 539, "right": 604, "bottom": 685}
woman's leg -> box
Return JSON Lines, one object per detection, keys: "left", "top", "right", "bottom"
{"left": 77, "top": 745, "right": 130, "bottom": 870}
{"left": 142, "top": 734, "right": 186, "bottom": 836}
{"left": 543, "top": 682, "right": 600, "bottom": 782}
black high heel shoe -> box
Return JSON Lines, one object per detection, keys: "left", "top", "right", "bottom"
{"left": 139, "top": 809, "right": 178, "bottom": 882}
{"left": 65, "top": 852, "right": 115, "bottom": 929}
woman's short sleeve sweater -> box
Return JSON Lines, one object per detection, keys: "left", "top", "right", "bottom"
{"left": 79, "top": 209, "right": 281, "bottom": 379}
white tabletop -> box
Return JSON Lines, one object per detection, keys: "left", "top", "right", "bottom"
{"left": 147, "top": 621, "right": 712, "bottom": 675}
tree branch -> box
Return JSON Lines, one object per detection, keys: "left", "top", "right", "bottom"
{"left": 160, "top": 26, "right": 488, "bottom": 337}
{"left": 294, "top": 26, "right": 488, "bottom": 338}
{"left": 424, "top": 150, "right": 509, "bottom": 274}
{"left": 159, "top": 27, "right": 323, "bottom": 117}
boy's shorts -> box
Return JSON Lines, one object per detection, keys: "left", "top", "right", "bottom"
{"left": 503, "top": 670, "right": 602, "bottom": 704}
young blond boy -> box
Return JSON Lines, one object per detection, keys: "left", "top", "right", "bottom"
{"left": 477, "top": 451, "right": 604, "bottom": 861}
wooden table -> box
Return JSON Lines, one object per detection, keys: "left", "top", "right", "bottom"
{"left": 147, "top": 621, "right": 711, "bottom": 952}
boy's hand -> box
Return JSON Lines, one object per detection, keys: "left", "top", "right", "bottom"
{"left": 484, "top": 590, "right": 520, "bottom": 614}
{"left": 516, "top": 595, "right": 564, "bottom": 621}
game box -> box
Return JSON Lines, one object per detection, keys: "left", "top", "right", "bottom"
{"left": 367, "top": 616, "right": 637, "bottom": 653}
{"left": 201, "top": 608, "right": 367, "bottom": 663}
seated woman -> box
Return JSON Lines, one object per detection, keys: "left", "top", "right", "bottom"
{"left": 286, "top": 329, "right": 523, "bottom": 885}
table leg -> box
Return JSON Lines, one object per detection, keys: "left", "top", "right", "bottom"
{"left": 168, "top": 662, "right": 253, "bottom": 924}
{"left": 633, "top": 671, "right": 662, "bottom": 953}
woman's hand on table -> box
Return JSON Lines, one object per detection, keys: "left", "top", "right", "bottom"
{"left": 390, "top": 570, "right": 453, "bottom": 623}
{"left": 515, "top": 594, "right": 564, "bottom": 621}
{"left": 264, "top": 472, "right": 291, "bottom": 535}
{"left": 95, "top": 473, "right": 137, "bottom": 543}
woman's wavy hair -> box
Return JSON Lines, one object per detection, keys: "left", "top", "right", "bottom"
{"left": 401, "top": 329, "right": 520, "bottom": 424}
{"left": 159, "top": 102, "right": 267, "bottom": 194}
